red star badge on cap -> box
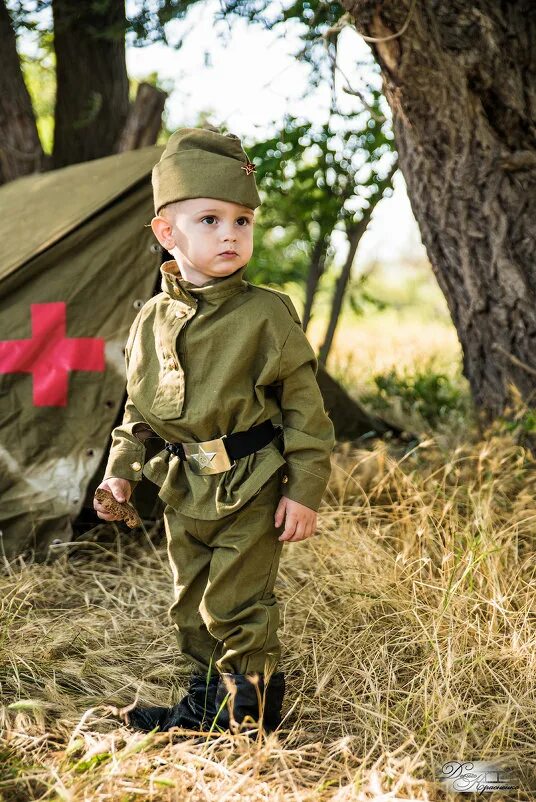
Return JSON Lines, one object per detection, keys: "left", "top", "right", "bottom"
{"left": 241, "top": 160, "right": 256, "bottom": 176}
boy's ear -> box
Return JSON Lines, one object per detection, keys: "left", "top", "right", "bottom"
{"left": 151, "top": 215, "right": 175, "bottom": 250}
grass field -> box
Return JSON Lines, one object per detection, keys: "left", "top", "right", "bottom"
{"left": 2, "top": 302, "right": 536, "bottom": 801}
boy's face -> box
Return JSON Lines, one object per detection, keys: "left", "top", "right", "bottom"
{"left": 151, "top": 197, "right": 255, "bottom": 285}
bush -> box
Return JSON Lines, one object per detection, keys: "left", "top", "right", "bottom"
{"left": 362, "top": 367, "right": 468, "bottom": 428}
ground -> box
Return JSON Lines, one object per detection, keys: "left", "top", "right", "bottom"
{"left": 2, "top": 300, "right": 536, "bottom": 801}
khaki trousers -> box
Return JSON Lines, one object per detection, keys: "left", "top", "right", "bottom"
{"left": 164, "top": 467, "right": 285, "bottom": 675}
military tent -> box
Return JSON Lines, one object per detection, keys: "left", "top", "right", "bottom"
{"left": 0, "top": 145, "right": 166, "bottom": 559}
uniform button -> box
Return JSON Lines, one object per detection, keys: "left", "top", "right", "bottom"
{"left": 281, "top": 474, "right": 288, "bottom": 483}
{"left": 131, "top": 461, "right": 142, "bottom": 471}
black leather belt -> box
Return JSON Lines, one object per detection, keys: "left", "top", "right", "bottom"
{"left": 164, "top": 419, "right": 280, "bottom": 475}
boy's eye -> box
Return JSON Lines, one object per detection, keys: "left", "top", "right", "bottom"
{"left": 200, "top": 215, "right": 251, "bottom": 226}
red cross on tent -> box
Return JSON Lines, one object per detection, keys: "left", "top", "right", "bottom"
{"left": 0, "top": 302, "right": 105, "bottom": 407}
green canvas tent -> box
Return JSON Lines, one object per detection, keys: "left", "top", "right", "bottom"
{"left": 0, "top": 145, "right": 166, "bottom": 559}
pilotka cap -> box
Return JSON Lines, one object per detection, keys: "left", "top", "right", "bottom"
{"left": 152, "top": 127, "right": 261, "bottom": 215}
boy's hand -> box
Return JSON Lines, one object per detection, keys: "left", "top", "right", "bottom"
{"left": 275, "top": 496, "right": 317, "bottom": 542}
{"left": 93, "top": 478, "right": 132, "bottom": 521}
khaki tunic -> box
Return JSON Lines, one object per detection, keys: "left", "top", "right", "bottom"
{"left": 103, "top": 259, "right": 335, "bottom": 518}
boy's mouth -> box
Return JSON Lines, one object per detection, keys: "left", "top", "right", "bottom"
{"left": 219, "top": 250, "right": 238, "bottom": 256}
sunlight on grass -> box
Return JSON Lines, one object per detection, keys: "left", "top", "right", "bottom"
{"left": 308, "top": 308, "right": 461, "bottom": 390}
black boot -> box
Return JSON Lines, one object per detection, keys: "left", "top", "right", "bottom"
{"left": 126, "top": 671, "right": 219, "bottom": 732}
{"left": 214, "top": 671, "right": 285, "bottom": 734}
{"left": 263, "top": 672, "right": 286, "bottom": 733}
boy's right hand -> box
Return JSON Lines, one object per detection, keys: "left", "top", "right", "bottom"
{"left": 93, "top": 478, "right": 132, "bottom": 521}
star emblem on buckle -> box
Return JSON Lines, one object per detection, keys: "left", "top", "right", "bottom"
{"left": 241, "top": 160, "right": 256, "bottom": 176}
{"left": 191, "top": 445, "right": 217, "bottom": 469}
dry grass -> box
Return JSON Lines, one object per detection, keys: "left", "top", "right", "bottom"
{"left": 2, "top": 312, "right": 536, "bottom": 801}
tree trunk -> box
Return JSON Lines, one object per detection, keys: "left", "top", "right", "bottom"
{"left": 339, "top": 0, "right": 536, "bottom": 419}
{"left": 52, "top": 0, "right": 130, "bottom": 168}
{"left": 117, "top": 82, "right": 168, "bottom": 152}
{"left": 302, "top": 234, "right": 329, "bottom": 332}
{"left": 0, "top": 1, "right": 44, "bottom": 184}
{"left": 319, "top": 217, "right": 367, "bottom": 364}
{"left": 319, "top": 159, "right": 397, "bottom": 363}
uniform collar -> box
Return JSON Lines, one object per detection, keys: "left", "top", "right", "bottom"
{"left": 160, "top": 259, "right": 248, "bottom": 307}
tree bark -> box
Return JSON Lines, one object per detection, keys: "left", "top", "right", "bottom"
{"left": 0, "top": 1, "right": 44, "bottom": 184}
{"left": 117, "top": 82, "right": 168, "bottom": 152}
{"left": 52, "top": 0, "right": 130, "bottom": 168}
{"left": 339, "top": 0, "right": 536, "bottom": 419}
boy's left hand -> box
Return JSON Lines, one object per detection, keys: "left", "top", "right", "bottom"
{"left": 275, "top": 496, "right": 317, "bottom": 542}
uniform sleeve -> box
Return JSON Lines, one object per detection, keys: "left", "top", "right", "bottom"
{"left": 102, "top": 395, "right": 148, "bottom": 484}
{"left": 275, "top": 320, "right": 335, "bottom": 511}
{"left": 102, "top": 312, "right": 149, "bottom": 485}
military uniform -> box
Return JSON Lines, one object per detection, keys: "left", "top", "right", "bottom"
{"left": 104, "top": 257, "right": 334, "bottom": 673}
{"left": 100, "top": 127, "right": 335, "bottom": 734}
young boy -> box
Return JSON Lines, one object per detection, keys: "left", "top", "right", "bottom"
{"left": 94, "top": 127, "right": 335, "bottom": 735}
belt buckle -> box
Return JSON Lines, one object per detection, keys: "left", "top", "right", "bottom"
{"left": 182, "top": 434, "right": 236, "bottom": 475}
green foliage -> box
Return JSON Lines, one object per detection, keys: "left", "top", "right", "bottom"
{"left": 242, "top": 100, "right": 396, "bottom": 292}
{"left": 8, "top": 0, "right": 347, "bottom": 60}
{"left": 124, "top": 0, "right": 346, "bottom": 68}
{"left": 362, "top": 367, "right": 468, "bottom": 427}
{"left": 499, "top": 409, "right": 536, "bottom": 435}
